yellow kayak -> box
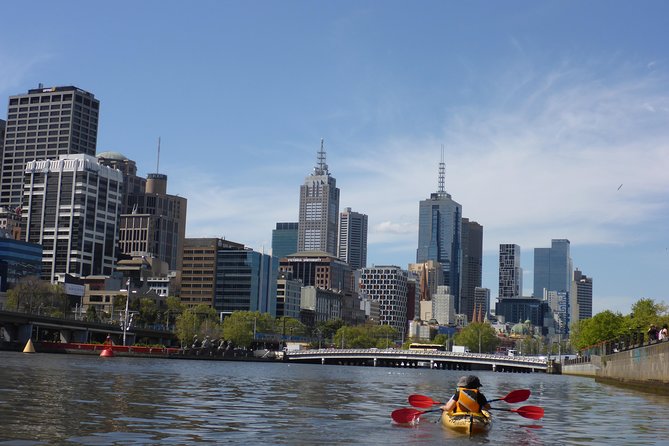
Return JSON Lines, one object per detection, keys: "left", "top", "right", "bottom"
{"left": 441, "top": 410, "right": 492, "bottom": 435}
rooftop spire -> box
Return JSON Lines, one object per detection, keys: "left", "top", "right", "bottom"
{"left": 314, "top": 138, "right": 329, "bottom": 175}
{"left": 438, "top": 144, "right": 446, "bottom": 194}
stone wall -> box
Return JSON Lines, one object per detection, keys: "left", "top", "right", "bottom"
{"left": 563, "top": 341, "right": 669, "bottom": 388}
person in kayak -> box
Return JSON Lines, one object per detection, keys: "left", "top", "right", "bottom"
{"left": 441, "top": 375, "right": 491, "bottom": 413}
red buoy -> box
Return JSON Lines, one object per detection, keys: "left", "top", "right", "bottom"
{"left": 100, "top": 348, "right": 114, "bottom": 357}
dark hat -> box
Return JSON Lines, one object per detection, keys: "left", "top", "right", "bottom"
{"left": 457, "top": 375, "right": 482, "bottom": 388}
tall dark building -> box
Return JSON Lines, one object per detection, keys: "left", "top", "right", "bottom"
{"left": 416, "top": 151, "right": 462, "bottom": 310}
{"left": 1, "top": 86, "right": 99, "bottom": 208}
{"left": 272, "top": 222, "right": 298, "bottom": 259}
{"left": 460, "top": 218, "right": 483, "bottom": 322}
{"left": 337, "top": 207, "right": 368, "bottom": 271}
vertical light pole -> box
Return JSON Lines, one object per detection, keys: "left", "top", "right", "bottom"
{"left": 122, "top": 280, "right": 131, "bottom": 346}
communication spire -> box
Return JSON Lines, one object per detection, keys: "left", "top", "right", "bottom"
{"left": 315, "top": 138, "right": 329, "bottom": 175}
{"left": 438, "top": 144, "right": 446, "bottom": 194}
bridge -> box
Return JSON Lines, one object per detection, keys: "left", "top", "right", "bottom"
{"left": 286, "top": 348, "right": 548, "bottom": 373}
{"left": 0, "top": 310, "right": 177, "bottom": 349}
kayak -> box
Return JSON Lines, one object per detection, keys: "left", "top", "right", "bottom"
{"left": 441, "top": 410, "right": 492, "bottom": 435}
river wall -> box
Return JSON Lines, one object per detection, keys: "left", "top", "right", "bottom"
{"left": 563, "top": 340, "right": 669, "bottom": 388}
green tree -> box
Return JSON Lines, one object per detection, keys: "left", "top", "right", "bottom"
{"left": 453, "top": 323, "right": 499, "bottom": 353}
{"left": 175, "top": 309, "right": 199, "bottom": 347}
{"left": 570, "top": 310, "right": 625, "bottom": 350}
{"left": 623, "top": 298, "right": 668, "bottom": 333}
{"left": 6, "top": 277, "right": 70, "bottom": 316}
{"left": 222, "top": 311, "right": 273, "bottom": 348}
{"left": 138, "top": 297, "right": 158, "bottom": 326}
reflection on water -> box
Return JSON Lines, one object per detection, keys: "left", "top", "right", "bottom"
{"left": 1, "top": 352, "right": 668, "bottom": 445}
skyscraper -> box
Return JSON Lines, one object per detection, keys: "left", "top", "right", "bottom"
{"left": 297, "top": 139, "right": 340, "bottom": 255}
{"left": 571, "top": 269, "right": 593, "bottom": 322}
{"left": 22, "top": 154, "right": 122, "bottom": 282}
{"left": 416, "top": 152, "right": 462, "bottom": 310}
{"left": 357, "top": 265, "right": 409, "bottom": 334}
{"left": 460, "top": 218, "right": 483, "bottom": 322}
{"left": 499, "top": 244, "right": 522, "bottom": 299}
{"left": 2, "top": 86, "right": 100, "bottom": 208}
{"left": 119, "top": 172, "right": 187, "bottom": 271}
{"left": 533, "top": 239, "right": 573, "bottom": 298}
{"left": 338, "top": 207, "right": 368, "bottom": 271}
{"left": 272, "top": 222, "right": 298, "bottom": 259}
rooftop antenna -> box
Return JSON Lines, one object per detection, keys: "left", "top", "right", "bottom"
{"left": 156, "top": 137, "right": 161, "bottom": 173}
{"left": 316, "top": 138, "right": 328, "bottom": 175}
{"left": 438, "top": 144, "right": 446, "bottom": 194}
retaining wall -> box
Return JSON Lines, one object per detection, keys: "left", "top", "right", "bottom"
{"left": 563, "top": 341, "right": 669, "bottom": 388}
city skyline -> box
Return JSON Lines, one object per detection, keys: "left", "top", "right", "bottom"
{"left": 2, "top": 2, "right": 669, "bottom": 315}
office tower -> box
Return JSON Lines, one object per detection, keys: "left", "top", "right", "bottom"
{"left": 22, "top": 154, "right": 122, "bottom": 282}
{"left": 97, "top": 151, "right": 146, "bottom": 214}
{"left": 272, "top": 222, "right": 298, "bottom": 259}
{"left": 408, "top": 260, "right": 443, "bottom": 301}
{"left": 460, "top": 218, "right": 483, "bottom": 322}
{"left": 432, "top": 285, "right": 456, "bottom": 325}
{"left": 0, "top": 237, "right": 43, "bottom": 292}
{"left": 181, "top": 238, "right": 278, "bottom": 315}
{"left": 571, "top": 269, "right": 593, "bottom": 322}
{"left": 533, "top": 239, "right": 573, "bottom": 298}
{"left": 119, "top": 172, "right": 187, "bottom": 271}
{"left": 280, "top": 251, "right": 353, "bottom": 292}
{"left": 495, "top": 297, "right": 547, "bottom": 327}
{"left": 276, "top": 271, "right": 302, "bottom": 319}
{"left": 297, "top": 139, "right": 340, "bottom": 255}
{"left": 215, "top": 244, "right": 278, "bottom": 316}
{"left": 2, "top": 86, "right": 99, "bottom": 208}
{"left": 338, "top": 207, "right": 368, "bottom": 270}
{"left": 181, "top": 238, "right": 220, "bottom": 307}
{"left": 499, "top": 244, "right": 522, "bottom": 298}
{"left": 357, "top": 265, "right": 408, "bottom": 334}
{"left": 416, "top": 152, "right": 462, "bottom": 310}
{"left": 473, "top": 287, "right": 490, "bottom": 322}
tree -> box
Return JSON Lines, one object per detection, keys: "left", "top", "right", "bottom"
{"left": 453, "top": 323, "right": 499, "bottom": 353}
{"left": 138, "top": 298, "right": 158, "bottom": 326}
{"left": 6, "top": 277, "right": 70, "bottom": 316}
{"left": 570, "top": 310, "right": 625, "bottom": 350}
{"left": 175, "top": 309, "right": 199, "bottom": 347}
{"left": 222, "top": 311, "right": 273, "bottom": 348}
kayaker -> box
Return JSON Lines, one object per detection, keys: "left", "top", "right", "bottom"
{"left": 441, "top": 375, "right": 490, "bottom": 414}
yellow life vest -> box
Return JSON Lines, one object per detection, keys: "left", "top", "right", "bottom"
{"left": 455, "top": 388, "right": 481, "bottom": 413}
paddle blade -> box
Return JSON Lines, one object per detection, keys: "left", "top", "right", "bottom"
{"left": 391, "top": 408, "right": 423, "bottom": 424}
{"left": 514, "top": 405, "right": 544, "bottom": 420}
{"left": 502, "top": 389, "right": 531, "bottom": 404}
{"left": 408, "top": 394, "right": 442, "bottom": 408}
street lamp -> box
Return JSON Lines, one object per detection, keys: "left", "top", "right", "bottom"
{"left": 119, "top": 280, "right": 135, "bottom": 346}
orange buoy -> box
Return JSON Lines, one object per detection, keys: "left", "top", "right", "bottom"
{"left": 100, "top": 348, "right": 114, "bottom": 357}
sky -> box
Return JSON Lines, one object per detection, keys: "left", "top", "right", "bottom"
{"left": 1, "top": 1, "right": 668, "bottom": 316}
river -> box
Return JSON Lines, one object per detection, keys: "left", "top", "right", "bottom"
{"left": 1, "top": 351, "right": 668, "bottom": 445}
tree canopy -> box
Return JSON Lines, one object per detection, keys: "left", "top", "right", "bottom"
{"left": 453, "top": 322, "right": 499, "bottom": 353}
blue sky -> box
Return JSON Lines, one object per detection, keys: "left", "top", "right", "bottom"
{"left": 2, "top": 1, "right": 669, "bottom": 316}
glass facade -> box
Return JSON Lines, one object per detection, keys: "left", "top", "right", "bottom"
{"left": 533, "top": 239, "right": 572, "bottom": 298}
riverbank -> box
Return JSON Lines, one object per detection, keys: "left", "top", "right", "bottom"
{"left": 562, "top": 340, "right": 669, "bottom": 389}
{"left": 1, "top": 339, "right": 282, "bottom": 362}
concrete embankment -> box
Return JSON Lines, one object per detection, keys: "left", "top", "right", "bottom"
{"left": 563, "top": 340, "right": 669, "bottom": 389}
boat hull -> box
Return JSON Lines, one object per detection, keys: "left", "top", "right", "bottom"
{"left": 441, "top": 410, "right": 492, "bottom": 435}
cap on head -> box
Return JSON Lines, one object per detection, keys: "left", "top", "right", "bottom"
{"left": 457, "top": 375, "right": 482, "bottom": 388}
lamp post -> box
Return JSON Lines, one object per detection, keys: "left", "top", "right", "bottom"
{"left": 119, "top": 280, "right": 133, "bottom": 346}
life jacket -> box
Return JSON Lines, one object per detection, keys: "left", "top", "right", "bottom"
{"left": 455, "top": 388, "right": 481, "bottom": 413}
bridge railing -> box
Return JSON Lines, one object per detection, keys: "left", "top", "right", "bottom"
{"left": 287, "top": 348, "right": 547, "bottom": 365}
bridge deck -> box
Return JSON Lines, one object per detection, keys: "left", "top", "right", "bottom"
{"left": 287, "top": 348, "right": 547, "bottom": 371}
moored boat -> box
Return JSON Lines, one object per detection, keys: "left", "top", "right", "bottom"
{"left": 441, "top": 410, "right": 492, "bottom": 435}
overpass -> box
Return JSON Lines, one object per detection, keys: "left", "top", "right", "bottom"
{"left": 286, "top": 348, "right": 548, "bottom": 373}
{"left": 0, "top": 310, "right": 177, "bottom": 349}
